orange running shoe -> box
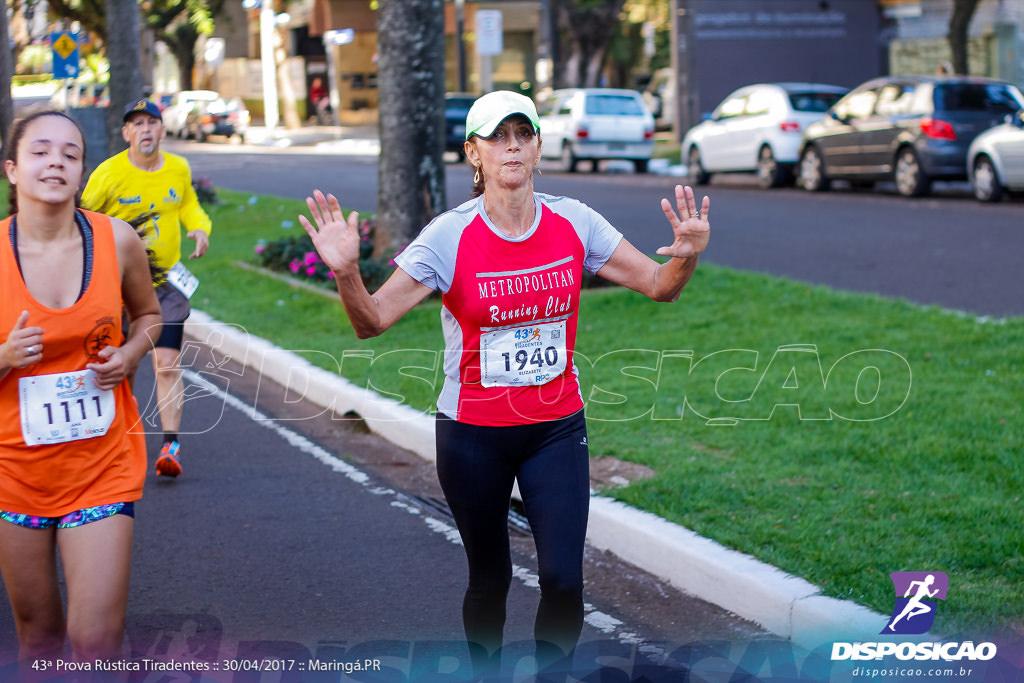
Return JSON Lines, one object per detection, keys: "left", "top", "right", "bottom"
{"left": 155, "top": 441, "right": 182, "bottom": 477}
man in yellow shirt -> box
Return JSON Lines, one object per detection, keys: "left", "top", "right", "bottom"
{"left": 83, "top": 99, "right": 212, "bottom": 478}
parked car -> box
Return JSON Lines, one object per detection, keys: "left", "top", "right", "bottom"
{"left": 184, "top": 96, "right": 250, "bottom": 142}
{"left": 682, "top": 82, "right": 849, "bottom": 188}
{"left": 162, "top": 90, "right": 220, "bottom": 137}
{"left": 798, "top": 75, "right": 1024, "bottom": 197}
{"left": 445, "top": 93, "right": 477, "bottom": 160}
{"left": 538, "top": 88, "right": 655, "bottom": 173}
{"left": 967, "top": 109, "right": 1024, "bottom": 201}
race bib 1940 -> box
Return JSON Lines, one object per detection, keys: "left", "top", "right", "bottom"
{"left": 480, "top": 320, "right": 568, "bottom": 388}
{"left": 19, "top": 370, "right": 116, "bottom": 446}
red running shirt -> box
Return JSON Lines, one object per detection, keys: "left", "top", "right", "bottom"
{"left": 395, "top": 193, "right": 622, "bottom": 426}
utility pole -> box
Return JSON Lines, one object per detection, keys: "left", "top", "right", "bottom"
{"left": 260, "top": 2, "right": 280, "bottom": 129}
{"left": 537, "top": 0, "right": 551, "bottom": 92}
{"left": 671, "top": 0, "right": 696, "bottom": 144}
{"left": 455, "top": 0, "right": 467, "bottom": 92}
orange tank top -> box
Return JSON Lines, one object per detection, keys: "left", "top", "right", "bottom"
{"left": 0, "top": 210, "right": 146, "bottom": 516}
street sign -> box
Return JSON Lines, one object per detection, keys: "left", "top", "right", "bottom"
{"left": 323, "top": 28, "right": 354, "bottom": 46}
{"left": 51, "top": 31, "right": 79, "bottom": 79}
{"left": 475, "top": 10, "right": 503, "bottom": 56}
{"left": 204, "top": 37, "right": 225, "bottom": 67}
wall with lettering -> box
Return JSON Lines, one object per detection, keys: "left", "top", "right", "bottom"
{"left": 688, "top": 0, "right": 882, "bottom": 116}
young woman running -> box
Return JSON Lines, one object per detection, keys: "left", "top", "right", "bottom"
{"left": 0, "top": 111, "right": 161, "bottom": 664}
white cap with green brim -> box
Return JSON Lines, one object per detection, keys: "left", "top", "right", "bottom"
{"left": 465, "top": 90, "right": 540, "bottom": 140}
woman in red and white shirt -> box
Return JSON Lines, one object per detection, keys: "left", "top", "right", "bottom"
{"left": 300, "top": 90, "right": 710, "bottom": 672}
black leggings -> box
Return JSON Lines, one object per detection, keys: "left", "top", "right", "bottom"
{"left": 435, "top": 409, "right": 590, "bottom": 661}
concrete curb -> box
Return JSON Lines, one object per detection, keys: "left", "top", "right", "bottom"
{"left": 184, "top": 310, "right": 886, "bottom": 650}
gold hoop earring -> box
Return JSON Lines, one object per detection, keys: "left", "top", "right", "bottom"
{"left": 473, "top": 167, "right": 481, "bottom": 184}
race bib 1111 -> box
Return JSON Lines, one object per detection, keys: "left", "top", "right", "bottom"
{"left": 19, "top": 370, "right": 115, "bottom": 446}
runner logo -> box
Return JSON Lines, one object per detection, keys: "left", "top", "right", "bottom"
{"left": 882, "top": 571, "right": 948, "bottom": 635}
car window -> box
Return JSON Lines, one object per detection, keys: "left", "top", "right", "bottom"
{"left": 715, "top": 95, "right": 748, "bottom": 120}
{"left": 584, "top": 94, "right": 645, "bottom": 116}
{"left": 875, "top": 84, "right": 916, "bottom": 116}
{"left": 835, "top": 89, "right": 878, "bottom": 120}
{"left": 787, "top": 91, "right": 845, "bottom": 113}
{"left": 934, "top": 83, "right": 1024, "bottom": 114}
{"left": 745, "top": 89, "right": 775, "bottom": 116}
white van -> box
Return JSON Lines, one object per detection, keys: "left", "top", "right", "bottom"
{"left": 538, "top": 88, "right": 656, "bottom": 173}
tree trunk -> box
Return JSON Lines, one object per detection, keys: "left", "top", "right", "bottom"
{"left": 167, "top": 24, "right": 200, "bottom": 91}
{"left": 104, "top": 0, "right": 144, "bottom": 155}
{"left": 559, "top": 0, "right": 626, "bottom": 88}
{"left": 585, "top": 49, "right": 605, "bottom": 87}
{"left": 375, "top": 0, "right": 446, "bottom": 257}
{"left": 949, "top": 0, "right": 981, "bottom": 75}
{"left": 140, "top": 28, "right": 156, "bottom": 91}
{"left": 0, "top": 2, "right": 15, "bottom": 148}
{"left": 548, "top": 0, "right": 565, "bottom": 90}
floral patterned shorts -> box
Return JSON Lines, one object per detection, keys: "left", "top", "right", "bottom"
{"left": 0, "top": 502, "right": 134, "bottom": 529}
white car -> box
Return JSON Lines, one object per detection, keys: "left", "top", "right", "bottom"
{"left": 162, "top": 90, "right": 220, "bottom": 138}
{"left": 538, "top": 88, "right": 655, "bottom": 173}
{"left": 967, "top": 110, "right": 1024, "bottom": 202}
{"left": 682, "top": 82, "right": 849, "bottom": 188}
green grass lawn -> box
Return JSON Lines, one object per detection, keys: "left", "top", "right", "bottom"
{"left": 52, "top": 185, "right": 1023, "bottom": 635}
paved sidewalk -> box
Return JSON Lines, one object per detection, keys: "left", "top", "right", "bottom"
{"left": 245, "top": 123, "right": 378, "bottom": 147}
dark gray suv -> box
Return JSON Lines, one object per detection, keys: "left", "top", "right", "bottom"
{"left": 798, "top": 75, "right": 1024, "bottom": 196}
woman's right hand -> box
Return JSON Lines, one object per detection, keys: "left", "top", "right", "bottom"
{"left": 298, "top": 190, "right": 360, "bottom": 275}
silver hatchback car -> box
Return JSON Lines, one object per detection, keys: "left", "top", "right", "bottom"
{"left": 682, "top": 83, "right": 848, "bottom": 188}
{"left": 967, "top": 110, "right": 1024, "bottom": 202}
{"left": 538, "top": 88, "right": 655, "bottom": 173}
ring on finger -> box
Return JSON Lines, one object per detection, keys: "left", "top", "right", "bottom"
{"left": 26, "top": 345, "right": 36, "bottom": 355}
{"left": 690, "top": 211, "right": 700, "bottom": 218}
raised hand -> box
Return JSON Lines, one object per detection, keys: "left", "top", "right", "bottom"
{"left": 298, "top": 190, "right": 361, "bottom": 276}
{"left": 655, "top": 185, "right": 710, "bottom": 260}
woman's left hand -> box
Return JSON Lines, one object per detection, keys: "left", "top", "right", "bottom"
{"left": 87, "top": 346, "right": 132, "bottom": 391}
{"left": 655, "top": 185, "right": 710, "bottom": 260}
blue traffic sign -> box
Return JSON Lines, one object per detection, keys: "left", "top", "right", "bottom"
{"left": 51, "top": 31, "right": 80, "bottom": 78}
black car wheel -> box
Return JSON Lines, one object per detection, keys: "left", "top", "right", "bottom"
{"left": 634, "top": 159, "right": 648, "bottom": 174}
{"left": 971, "top": 155, "right": 1004, "bottom": 203}
{"left": 798, "top": 146, "right": 830, "bottom": 192}
{"left": 756, "top": 145, "right": 787, "bottom": 189}
{"left": 687, "top": 147, "right": 710, "bottom": 185}
{"left": 894, "top": 147, "right": 932, "bottom": 197}
{"left": 561, "top": 143, "right": 578, "bottom": 173}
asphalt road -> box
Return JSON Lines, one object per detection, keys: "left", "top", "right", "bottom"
{"left": 0, "top": 343, "right": 769, "bottom": 680}
{"left": 173, "top": 138, "right": 1024, "bottom": 317}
